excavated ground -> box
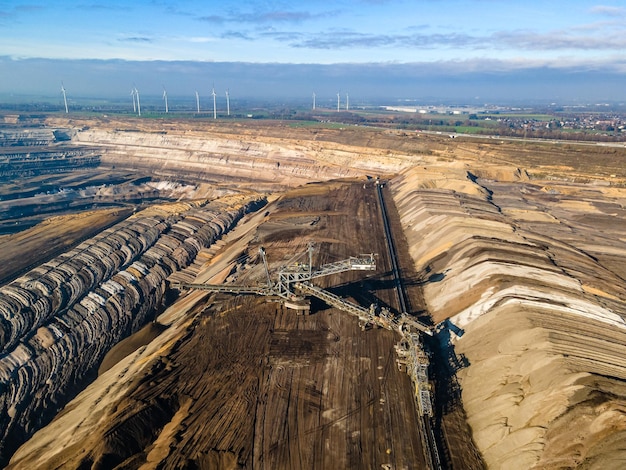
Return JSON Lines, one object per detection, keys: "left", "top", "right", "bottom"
{"left": 0, "top": 208, "right": 133, "bottom": 284}
{"left": 2, "top": 116, "right": 626, "bottom": 469}
{"left": 392, "top": 163, "right": 626, "bottom": 469}
{"left": 7, "top": 180, "right": 464, "bottom": 469}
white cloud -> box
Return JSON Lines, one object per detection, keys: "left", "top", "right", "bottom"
{"left": 590, "top": 5, "right": 626, "bottom": 16}
{"left": 185, "top": 37, "right": 216, "bottom": 43}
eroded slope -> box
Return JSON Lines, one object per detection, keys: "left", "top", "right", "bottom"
{"left": 392, "top": 164, "right": 626, "bottom": 469}
{"left": 71, "top": 126, "right": 414, "bottom": 190}
{"left": 0, "top": 195, "right": 265, "bottom": 465}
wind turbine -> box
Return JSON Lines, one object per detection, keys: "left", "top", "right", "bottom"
{"left": 195, "top": 91, "right": 200, "bottom": 113}
{"left": 131, "top": 88, "right": 136, "bottom": 113}
{"left": 312, "top": 92, "right": 316, "bottom": 110}
{"left": 346, "top": 93, "right": 349, "bottom": 111}
{"left": 225, "top": 89, "right": 230, "bottom": 116}
{"left": 60, "top": 82, "right": 68, "bottom": 114}
{"left": 134, "top": 87, "right": 141, "bottom": 116}
{"left": 162, "top": 86, "right": 169, "bottom": 113}
{"left": 337, "top": 92, "right": 340, "bottom": 112}
{"left": 212, "top": 86, "right": 217, "bottom": 120}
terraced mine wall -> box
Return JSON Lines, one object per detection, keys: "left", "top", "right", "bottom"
{"left": 0, "top": 128, "right": 67, "bottom": 147}
{"left": 72, "top": 128, "right": 409, "bottom": 189}
{"left": 0, "top": 196, "right": 266, "bottom": 465}
{"left": 0, "top": 180, "right": 165, "bottom": 223}
{"left": 0, "top": 128, "right": 94, "bottom": 180}
{"left": 0, "top": 149, "right": 100, "bottom": 179}
{"left": 391, "top": 167, "right": 626, "bottom": 469}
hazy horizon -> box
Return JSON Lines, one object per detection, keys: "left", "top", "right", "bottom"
{"left": 2, "top": 57, "right": 625, "bottom": 107}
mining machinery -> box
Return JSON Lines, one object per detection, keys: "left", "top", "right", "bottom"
{"left": 174, "top": 244, "right": 436, "bottom": 421}
{"left": 174, "top": 243, "right": 432, "bottom": 335}
{"left": 176, "top": 243, "right": 375, "bottom": 314}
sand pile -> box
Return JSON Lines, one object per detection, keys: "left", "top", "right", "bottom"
{"left": 392, "top": 166, "right": 626, "bottom": 469}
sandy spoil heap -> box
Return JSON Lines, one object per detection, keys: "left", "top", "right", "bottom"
{"left": 392, "top": 164, "right": 626, "bottom": 469}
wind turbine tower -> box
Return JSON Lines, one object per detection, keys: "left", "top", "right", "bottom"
{"left": 312, "top": 92, "right": 316, "bottom": 110}
{"left": 212, "top": 86, "right": 217, "bottom": 120}
{"left": 163, "top": 87, "right": 169, "bottom": 113}
{"left": 346, "top": 93, "right": 349, "bottom": 111}
{"left": 61, "top": 83, "right": 68, "bottom": 114}
{"left": 131, "top": 88, "right": 136, "bottom": 113}
{"left": 337, "top": 92, "right": 340, "bottom": 112}
{"left": 195, "top": 91, "right": 200, "bottom": 113}
{"left": 225, "top": 89, "right": 230, "bottom": 116}
{"left": 134, "top": 87, "right": 141, "bottom": 116}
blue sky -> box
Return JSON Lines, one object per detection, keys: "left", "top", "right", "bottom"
{"left": 1, "top": 1, "right": 626, "bottom": 103}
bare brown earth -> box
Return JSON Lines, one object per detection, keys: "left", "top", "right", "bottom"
{"left": 2, "top": 116, "right": 626, "bottom": 469}
{"left": 0, "top": 207, "right": 133, "bottom": 284}
{"left": 8, "top": 181, "right": 433, "bottom": 469}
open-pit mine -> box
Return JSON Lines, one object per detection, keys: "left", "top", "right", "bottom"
{"left": 0, "top": 114, "right": 625, "bottom": 469}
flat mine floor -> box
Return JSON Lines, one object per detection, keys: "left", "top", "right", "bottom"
{"left": 157, "top": 181, "right": 428, "bottom": 469}
{"left": 135, "top": 179, "right": 483, "bottom": 469}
